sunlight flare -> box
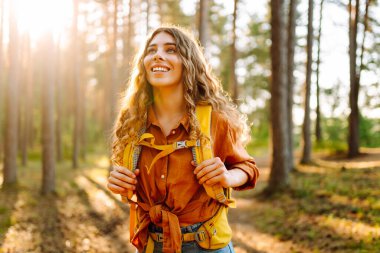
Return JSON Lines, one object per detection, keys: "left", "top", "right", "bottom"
{"left": 14, "top": 0, "right": 72, "bottom": 41}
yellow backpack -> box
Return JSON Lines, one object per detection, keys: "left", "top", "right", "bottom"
{"left": 121, "top": 105, "right": 236, "bottom": 251}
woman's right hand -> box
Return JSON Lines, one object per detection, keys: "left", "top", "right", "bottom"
{"left": 107, "top": 166, "right": 140, "bottom": 196}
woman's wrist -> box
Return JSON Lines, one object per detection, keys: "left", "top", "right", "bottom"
{"left": 225, "top": 168, "right": 249, "bottom": 188}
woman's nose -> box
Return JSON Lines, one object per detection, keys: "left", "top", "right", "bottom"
{"left": 153, "top": 50, "right": 163, "bottom": 61}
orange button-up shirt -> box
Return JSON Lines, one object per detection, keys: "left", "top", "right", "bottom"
{"left": 131, "top": 107, "right": 259, "bottom": 252}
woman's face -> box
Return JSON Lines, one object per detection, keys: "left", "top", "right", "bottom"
{"left": 143, "top": 32, "right": 183, "bottom": 89}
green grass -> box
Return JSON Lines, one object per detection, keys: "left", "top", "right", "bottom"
{"left": 234, "top": 163, "right": 380, "bottom": 252}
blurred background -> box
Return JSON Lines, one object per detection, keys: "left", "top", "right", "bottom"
{"left": 0, "top": 0, "right": 379, "bottom": 252}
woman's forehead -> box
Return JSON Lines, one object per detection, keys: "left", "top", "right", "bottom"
{"left": 148, "top": 32, "right": 176, "bottom": 46}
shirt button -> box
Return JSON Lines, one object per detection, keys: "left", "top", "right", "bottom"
{"left": 171, "top": 130, "right": 176, "bottom": 135}
{"left": 161, "top": 174, "right": 165, "bottom": 179}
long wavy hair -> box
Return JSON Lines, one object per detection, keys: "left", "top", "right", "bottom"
{"left": 111, "top": 25, "right": 250, "bottom": 165}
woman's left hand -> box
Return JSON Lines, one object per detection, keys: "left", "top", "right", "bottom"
{"left": 192, "top": 157, "right": 231, "bottom": 188}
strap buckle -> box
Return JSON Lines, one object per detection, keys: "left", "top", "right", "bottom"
{"left": 195, "top": 230, "right": 206, "bottom": 243}
{"left": 156, "top": 233, "right": 163, "bottom": 242}
{"left": 175, "top": 141, "right": 187, "bottom": 149}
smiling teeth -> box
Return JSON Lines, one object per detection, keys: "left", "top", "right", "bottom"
{"left": 152, "top": 67, "right": 169, "bottom": 72}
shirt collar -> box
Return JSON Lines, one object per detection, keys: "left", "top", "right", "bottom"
{"left": 147, "top": 106, "right": 190, "bottom": 133}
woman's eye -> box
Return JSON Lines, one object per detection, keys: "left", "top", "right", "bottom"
{"left": 147, "top": 48, "right": 156, "bottom": 54}
{"left": 167, "top": 48, "right": 176, "bottom": 53}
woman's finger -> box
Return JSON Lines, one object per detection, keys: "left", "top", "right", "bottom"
{"left": 198, "top": 167, "right": 224, "bottom": 185}
{"left": 204, "top": 174, "right": 225, "bottom": 186}
{"left": 195, "top": 159, "right": 224, "bottom": 180}
{"left": 193, "top": 157, "right": 222, "bottom": 174}
{"left": 107, "top": 182, "right": 129, "bottom": 194}
{"left": 112, "top": 165, "right": 136, "bottom": 178}
{"left": 108, "top": 176, "right": 136, "bottom": 190}
{"left": 110, "top": 170, "right": 137, "bottom": 184}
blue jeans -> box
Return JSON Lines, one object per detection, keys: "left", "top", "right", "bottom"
{"left": 142, "top": 222, "right": 235, "bottom": 253}
{"left": 144, "top": 241, "right": 235, "bottom": 253}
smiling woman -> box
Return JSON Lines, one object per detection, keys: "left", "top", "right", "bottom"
{"left": 12, "top": 0, "right": 72, "bottom": 41}
{"left": 108, "top": 25, "right": 259, "bottom": 253}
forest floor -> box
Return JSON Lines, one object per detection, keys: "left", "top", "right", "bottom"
{"left": 1, "top": 148, "right": 380, "bottom": 253}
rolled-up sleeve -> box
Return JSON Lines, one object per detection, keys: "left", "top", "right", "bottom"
{"left": 211, "top": 111, "right": 259, "bottom": 191}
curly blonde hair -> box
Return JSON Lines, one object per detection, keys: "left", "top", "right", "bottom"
{"left": 111, "top": 25, "right": 250, "bottom": 165}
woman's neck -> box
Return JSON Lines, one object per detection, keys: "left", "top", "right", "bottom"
{"left": 152, "top": 85, "right": 186, "bottom": 119}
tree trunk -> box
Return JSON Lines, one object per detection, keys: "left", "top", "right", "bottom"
{"left": 41, "top": 33, "right": 56, "bottom": 194}
{"left": 3, "top": 0, "right": 19, "bottom": 185}
{"left": 80, "top": 38, "right": 87, "bottom": 161}
{"left": 122, "top": 0, "right": 134, "bottom": 81}
{"left": 286, "top": 0, "right": 298, "bottom": 171}
{"left": 20, "top": 34, "right": 32, "bottom": 166}
{"left": 56, "top": 39, "right": 63, "bottom": 162}
{"left": 102, "top": 3, "right": 111, "bottom": 136}
{"left": 198, "top": 0, "right": 209, "bottom": 49}
{"left": 146, "top": 0, "right": 150, "bottom": 34}
{"left": 107, "top": 0, "right": 119, "bottom": 133}
{"left": 229, "top": 0, "right": 238, "bottom": 103}
{"left": 266, "top": 0, "right": 290, "bottom": 194}
{"left": 72, "top": 0, "right": 81, "bottom": 168}
{"left": 301, "top": 0, "right": 314, "bottom": 164}
{"left": 0, "top": 0, "right": 4, "bottom": 159}
{"left": 315, "top": 0, "right": 324, "bottom": 143}
{"left": 106, "top": 0, "right": 120, "bottom": 169}
{"left": 348, "top": 0, "right": 360, "bottom": 158}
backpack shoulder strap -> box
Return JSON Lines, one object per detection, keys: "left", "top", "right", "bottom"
{"left": 194, "top": 105, "right": 236, "bottom": 208}
{"left": 192, "top": 105, "right": 213, "bottom": 163}
{"left": 121, "top": 129, "right": 145, "bottom": 240}
{"left": 121, "top": 128, "right": 145, "bottom": 203}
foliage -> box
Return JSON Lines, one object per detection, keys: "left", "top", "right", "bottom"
{"left": 360, "top": 115, "right": 380, "bottom": 148}
{"left": 156, "top": 0, "right": 192, "bottom": 27}
{"left": 249, "top": 114, "right": 380, "bottom": 155}
{"left": 315, "top": 116, "right": 380, "bottom": 151}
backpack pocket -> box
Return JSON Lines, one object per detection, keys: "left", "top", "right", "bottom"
{"left": 195, "top": 205, "right": 232, "bottom": 250}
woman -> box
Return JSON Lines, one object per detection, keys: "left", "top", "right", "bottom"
{"left": 107, "top": 26, "right": 259, "bottom": 253}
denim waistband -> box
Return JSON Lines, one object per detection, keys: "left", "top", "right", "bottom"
{"left": 148, "top": 222, "right": 203, "bottom": 234}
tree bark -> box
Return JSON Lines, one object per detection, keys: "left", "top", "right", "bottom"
{"left": 80, "top": 37, "right": 87, "bottom": 161}
{"left": 146, "top": 0, "right": 150, "bottom": 34}
{"left": 198, "top": 0, "right": 209, "bottom": 49}
{"left": 72, "top": 0, "right": 81, "bottom": 168}
{"left": 41, "top": 33, "right": 56, "bottom": 194}
{"left": 20, "top": 34, "right": 32, "bottom": 166}
{"left": 348, "top": 0, "right": 360, "bottom": 158}
{"left": 3, "top": 0, "right": 19, "bottom": 185}
{"left": 267, "top": 0, "right": 290, "bottom": 193}
{"left": 122, "top": 0, "right": 134, "bottom": 81}
{"left": 286, "top": 0, "right": 298, "bottom": 171}
{"left": 56, "top": 39, "right": 63, "bottom": 162}
{"left": 107, "top": 0, "right": 119, "bottom": 134}
{"left": 229, "top": 0, "right": 238, "bottom": 103}
{"left": 102, "top": 3, "right": 111, "bottom": 135}
{"left": 301, "top": 0, "right": 314, "bottom": 164}
{"left": 315, "top": 0, "right": 324, "bottom": 143}
{"left": 0, "top": 0, "right": 4, "bottom": 159}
